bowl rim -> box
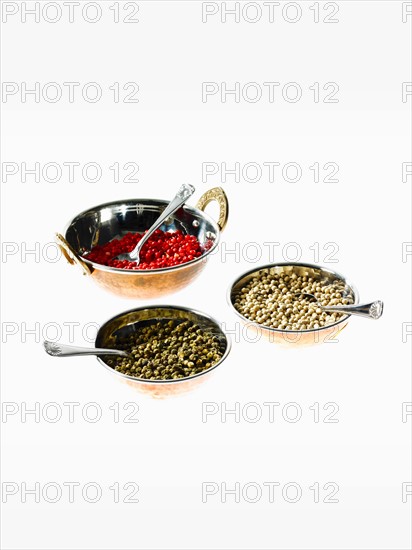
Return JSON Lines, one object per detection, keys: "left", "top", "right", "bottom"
{"left": 227, "top": 261, "right": 360, "bottom": 335}
{"left": 95, "top": 304, "right": 232, "bottom": 384}
{"left": 63, "top": 198, "right": 222, "bottom": 275}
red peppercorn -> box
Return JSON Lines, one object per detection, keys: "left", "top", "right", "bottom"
{"left": 85, "top": 230, "right": 204, "bottom": 270}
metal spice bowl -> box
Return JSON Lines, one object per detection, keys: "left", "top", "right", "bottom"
{"left": 56, "top": 187, "right": 228, "bottom": 299}
{"left": 55, "top": 306, "right": 231, "bottom": 399}
{"left": 228, "top": 262, "right": 360, "bottom": 347}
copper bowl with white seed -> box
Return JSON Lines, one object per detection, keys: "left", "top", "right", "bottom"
{"left": 228, "top": 262, "right": 360, "bottom": 347}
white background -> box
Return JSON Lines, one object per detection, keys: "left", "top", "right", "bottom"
{"left": 1, "top": 1, "right": 411, "bottom": 549}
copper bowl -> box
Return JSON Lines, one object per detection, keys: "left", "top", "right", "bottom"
{"left": 228, "top": 262, "right": 359, "bottom": 347}
{"left": 56, "top": 187, "right": 228, "bottom": 299}
{"left": 94, "top": 305, "right": 231, "bottom": 398}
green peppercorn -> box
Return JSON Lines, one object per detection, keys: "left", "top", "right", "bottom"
{"left": 108, "top": 318, "right": 224, "bottom": 381}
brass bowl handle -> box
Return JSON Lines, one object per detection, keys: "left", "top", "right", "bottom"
{"left": 55, "top": 233, "right": 92, "bottom": 276}
{"left": 196, "top": 187, "right": 229, "bottom": 231}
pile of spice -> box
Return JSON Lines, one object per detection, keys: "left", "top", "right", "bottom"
{"left": 233, "top": 271, "right": 354, "bottom": 331}
{"left": 106, "top": 319, "right": 224, "bottom": 380}
{"left": 85, "top": 229, "right": 203, "bottom": 270}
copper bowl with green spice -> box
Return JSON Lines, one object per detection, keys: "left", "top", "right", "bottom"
{"left": 45, "top": 305, "right": 231, "bottom": 399}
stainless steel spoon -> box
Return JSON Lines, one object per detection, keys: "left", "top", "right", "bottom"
{"left": 43, "top": 341, "right": 131, "bottom": 358}
{"left": 295, "top": 293, "right": 383, "bottom": 320}
{"left": 115, "top": 183, "right": 195, "bottom": 265}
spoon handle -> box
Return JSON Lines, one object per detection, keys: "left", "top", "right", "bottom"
{"left": 322, "top": 300, "right": 384, "bottom": 320}
{"left": 43, "top": 341, "right": 129, "bottom": 358}
{"left": 129, "top": 184, "right": 195, "bottom": 260}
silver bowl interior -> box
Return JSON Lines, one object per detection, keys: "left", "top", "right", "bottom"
{"left": 229, "top": 262, "right": 359, "bottom": 333}
{"left": 65, "top": 199, "right": 219, "bottom": 259}
{"left": 95, "top": 306, "right": 231, "bottom": 384}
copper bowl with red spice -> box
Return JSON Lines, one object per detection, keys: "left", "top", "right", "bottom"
{"left": 56, "top": 187, "right": 228, "bottom": 299}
